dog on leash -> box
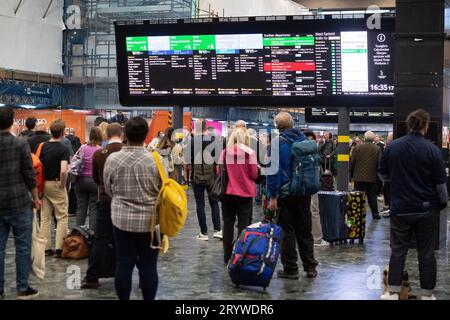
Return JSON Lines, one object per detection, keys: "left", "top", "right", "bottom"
{"left": 383, "top": 266, "right": 416, "bottom": 300}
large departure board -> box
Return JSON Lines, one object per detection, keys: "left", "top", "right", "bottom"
{"left": 115, "top": 17, "right": 395, "bottom": 106}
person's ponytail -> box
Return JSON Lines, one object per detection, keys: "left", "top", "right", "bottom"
{"left": 407, "top": 109, "right": 430, "bottom": 132}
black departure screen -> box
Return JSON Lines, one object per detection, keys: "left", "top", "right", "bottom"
{"left": 115, "top": 17, "right": 395, "bottom": 106}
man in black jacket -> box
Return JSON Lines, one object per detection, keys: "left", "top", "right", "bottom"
{"left": 380, "top": 109, "right": 448, "bottom": 300}
{"left": 318, "top": 132, "right": 336, "bottom": 174}
{"left": 19, "top": 117, "right": 37, "bottom": 138}
{"left": 28, "top": 122, "right": 50, "bottom": 153}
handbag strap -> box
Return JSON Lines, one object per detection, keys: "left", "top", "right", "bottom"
{"left": 221, "top": 149, "right": 227, "bottom": 173}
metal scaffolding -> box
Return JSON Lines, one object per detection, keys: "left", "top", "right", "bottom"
{"left": 63, "top": 0, "right": 193, "bottom": 108}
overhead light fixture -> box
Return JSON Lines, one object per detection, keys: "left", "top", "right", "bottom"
{"left": 262, "top": 123, "right": 269, "bottom": 126}
{"left": 20, "top": 104, "right": 36, "bottom": 109}
{"left": 0, "top": 103, "right": 5, "bottom": 107}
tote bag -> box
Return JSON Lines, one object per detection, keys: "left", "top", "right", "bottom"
{"left": 31, "top": 211, "right": 46, "bottom": 279}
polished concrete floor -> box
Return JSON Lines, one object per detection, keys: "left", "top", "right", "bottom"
{"left": 2, "top": 189, "right": 450, "bottom": 300}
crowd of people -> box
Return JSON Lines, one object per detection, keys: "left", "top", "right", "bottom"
{"left": 0, "top": 105, "right": 447, "bottom": 301}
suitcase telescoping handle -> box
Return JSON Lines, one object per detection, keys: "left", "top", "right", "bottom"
{"left": 325, "top": 156, "right": 332, "bottom": 172}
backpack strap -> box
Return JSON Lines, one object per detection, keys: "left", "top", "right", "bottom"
{"left": 35, "top": 142, "right": 44, "bottom": 157}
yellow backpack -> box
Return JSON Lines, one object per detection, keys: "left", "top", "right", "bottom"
{"left": 151, "top": 151, "right": 188, "bottom": 252}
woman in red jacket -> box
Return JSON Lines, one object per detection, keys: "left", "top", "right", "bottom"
{"left": 219, "top": 127, "right": 259, "bottom": 264}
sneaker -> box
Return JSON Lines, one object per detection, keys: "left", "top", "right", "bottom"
{"left": 314, "top": 240, "right": 330, "bottom": 247}
{"left": 45, "top": 249, "right": 55, "bottom": 257}
{"left": 213, "top": 230, "right": 223, "bottom": 240}
{"left": 17, "top": 287, "right": 39, "bottom": 300}
{"left": 54, "top": 249, "right": 63, "bottom": 258}
{"left": 0, "top": 289, "right": 4, "bottom": 300}
{"left": 277, "top": 270, "right": 299, "bottom": 280}
{"left": 380, "top": 292, "right": 399, "bottom": 300}
{"left": 306, "top": 267, "right": 318, "bottom": 278}
{"left": 81, "top": 278, "right": 99, "bottom": 289}
{"left": 380, "top": 208, "right": 390, "bottom": 216}
{"left": 421, "top": 295, "right": 436, "bottom": 300}
{"left": 196, "top": 233, "right": 209, "bottom": 241}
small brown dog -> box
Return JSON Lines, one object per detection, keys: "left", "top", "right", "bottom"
{"left": 383, "top": 266, "right": 416, "bottom": 300}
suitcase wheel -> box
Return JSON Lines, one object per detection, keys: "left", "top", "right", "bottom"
{"left": 359, "top": 238, "right": 364, "bottom": 244}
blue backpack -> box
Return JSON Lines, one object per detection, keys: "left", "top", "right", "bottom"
{"left": 290, "top": 140, "right": 321, "bottom": 196}
{"left": 228, "top": 222, "right": 281, "bottom": 290}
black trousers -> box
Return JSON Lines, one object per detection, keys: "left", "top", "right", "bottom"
{"left": 278, "top": 196, "right": 317, "bottom": 273}
{"left": 86, "top": 199, "right": 115, "bottom": 282}
{"left": 222, "top": 195, "right": 253, "bottom": 263}
{"left": 388, "top": 213, "right": 436, "bottom": 292}
{"left": 383, "top": 182, "right": 391, "bottom": 207}
{"left": 354, "top": 182, "right": 379, "bottom": 217}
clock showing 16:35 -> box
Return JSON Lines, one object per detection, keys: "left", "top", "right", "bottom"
{"left": 370, "top": 84, "right": 394, "bottom": 91}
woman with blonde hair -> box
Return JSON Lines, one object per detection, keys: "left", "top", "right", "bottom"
{"left": 98, "top": 122, "right": 109, "bottom": 147}
{"left": 219, "top": 127, "right": 258, "bottom": 264}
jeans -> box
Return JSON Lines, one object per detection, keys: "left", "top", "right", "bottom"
{"left": 86, "top": 199, "right": 115, "bottom": 282}
{"left": 388, "top": 213, "right": 436, "bottom": 294}
{"left": 193, "top": 183, "right": 221, "bottom": 234}
{"left": 277, "top": 196, "right": 318, "bottom": 273}
{"left": 0, "top": 208, "right": 33, "bottom": 292}
{"left": 354, "top": 182, "right": 379, "bottom": 217}
{"left": 75, "top": 176, "right": 98, "bottom": 231}
{"left": 113, "top": 227, "right": 159, "bottom": 300}
{"left": 255, "top": 183, "right": 263, "bottom": 203}
{"left": 221, "top": 195, "right": 253, "bottom": 263}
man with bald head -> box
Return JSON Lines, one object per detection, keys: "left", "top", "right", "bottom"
{"left": 350, "top": 131, "right": 382, "bottom": 220}
{"left": 28, "top": 122, "right": 50, "bottom": 153}
{"left": 266, "top": 112, "right": 318, "bottom": 279}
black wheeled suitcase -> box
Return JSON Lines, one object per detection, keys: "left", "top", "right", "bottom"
{"left": 345, "top": 191, "right": 366, "bottom": 244}
{"left": 320, "top": 158, "right": 334, "bottom": 191}
{"left": 318, "top": 191, "right": 348, "bottom": 244}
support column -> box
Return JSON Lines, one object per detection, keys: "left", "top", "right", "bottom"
{"left": 173, "top": 105, "right": 183, "bottom": 130}
{"left": 337, "top": 106, "right": 350, "bottom": 192}
{"left": 173, "top": 106, "right": 184, "bottom": 183}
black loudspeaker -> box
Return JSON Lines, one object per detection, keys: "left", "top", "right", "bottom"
{"left": 394, "top": 87, "right": 443, "bottom": 116}
{"left": 394, "top": 36, "right": 444, "bottom": 75}
{"left": 395, "top": 121, "right": 441, "bottom": 143}
{"left": 396, "top": 0, "right": 444, "bottom": 33}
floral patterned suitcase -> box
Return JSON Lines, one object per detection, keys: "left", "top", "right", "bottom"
{"left": 345, "top": 191, "right": 366, "bottom": 243}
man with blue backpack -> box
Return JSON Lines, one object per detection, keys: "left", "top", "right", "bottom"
{"left": 267, "top": 112, "right": 319, "bottom": 279}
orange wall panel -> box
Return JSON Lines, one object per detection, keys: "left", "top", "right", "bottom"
{"left": 14, "top": 109, "right": 86, "bottom": 142}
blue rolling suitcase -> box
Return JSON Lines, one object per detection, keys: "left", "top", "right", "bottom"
{"left": 318, "top": 191, "right": 348, "bottom": 244}
{"left": 228, "top": 222, "right": 281, "bottom": 290}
